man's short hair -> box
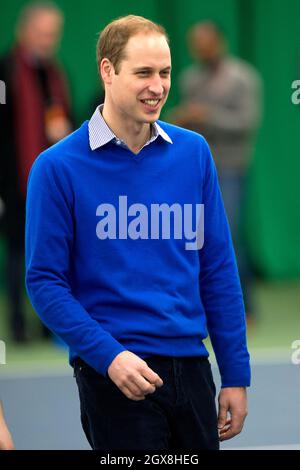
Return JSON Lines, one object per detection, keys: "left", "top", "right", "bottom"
{"left": 17, "top": 1, "right": 63, "bottom": 28}
{"left": 189, "top": 20, "right": 226, "bottom": 42}
{"left": 96, "top": 15, "right": 169, "bottom": 75}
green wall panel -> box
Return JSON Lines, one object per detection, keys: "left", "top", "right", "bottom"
{"left": 245, "top": 0, "right": 300, "bottom": 277}
{"left": 1, "top": 0, "right": 300, "bottom": 279}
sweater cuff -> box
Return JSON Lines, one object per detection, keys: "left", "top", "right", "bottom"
{"left": 94, "top": 341, "right": 127, "bottom": 378}
{"left": 220, "top": 362, "right": 251, "bottom": 388}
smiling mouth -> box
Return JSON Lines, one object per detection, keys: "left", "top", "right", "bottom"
{"left": 140, "top": 99, "right": 161, "bottom": 107}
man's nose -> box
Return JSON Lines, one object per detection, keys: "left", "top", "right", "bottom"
{"left": 148, "top": 76, "right": 164, "bottom": 95}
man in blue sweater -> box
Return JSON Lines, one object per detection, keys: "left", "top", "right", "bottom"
{"left": 25, "top": 15, "right": 250, "bottom": 450}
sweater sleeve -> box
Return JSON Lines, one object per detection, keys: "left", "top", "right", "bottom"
{"left": 199, "top": 138, "right": 251, "bottom": 387}
{"left": 25, "top": 153, "right": 126, "bottom": 376}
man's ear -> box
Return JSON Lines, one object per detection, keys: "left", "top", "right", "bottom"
{"left": 100, "top": 58, "right": 114, "bottom": 85}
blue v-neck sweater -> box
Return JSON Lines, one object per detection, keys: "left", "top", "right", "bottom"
{"left": 25, "top": 120, "right": 250, "bottom": 387}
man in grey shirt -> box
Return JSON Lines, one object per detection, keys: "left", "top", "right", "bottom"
{"left": 170, "top": 21, "right": 262, "bottom": 319}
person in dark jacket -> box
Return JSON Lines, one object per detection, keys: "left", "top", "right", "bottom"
{"left": 0, "top": 1, "right": 73, "bottom": 342}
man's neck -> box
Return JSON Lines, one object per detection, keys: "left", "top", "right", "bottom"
{"left": 204, "top": 56, "right": 224, "bottom": 72}
{"left": 101, "top": 104, "right": 151, "bottom": 154}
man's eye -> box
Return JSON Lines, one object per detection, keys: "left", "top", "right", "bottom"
{"left": 161, "top": 71, "right": 170, "bottom": 77}
{"left": 137, "top": 71, "right": 149, "bottom": 76}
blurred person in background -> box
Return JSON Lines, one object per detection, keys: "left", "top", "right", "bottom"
{"left": 0, "top": 401, "right": 14, "bottom": 450}
{"left": 169, "top": 21, "right": 262, "bottom": 324}
{"left": 0, "top": 1, "right": 73, "bottom": 342}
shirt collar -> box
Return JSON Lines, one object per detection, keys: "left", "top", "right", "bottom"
{"left": 88, "top": 104, "right": 172, "bottom": 151}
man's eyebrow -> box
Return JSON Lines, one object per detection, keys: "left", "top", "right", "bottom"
{"left": 133, "top": 66, "right": 172, "bottom": 72}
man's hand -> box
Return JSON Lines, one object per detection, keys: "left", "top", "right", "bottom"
{"left": 0, "top": 425, "right": 14, "bottom": 451}
{"left": 184, "top": 103, "right": 210, "bottom": 124}
{"left": 45, "top": 116, "right": 72, "bottom": 144}
{"left": 107, "top": 351, "right": 164, "bottom": 401}
{"left": 217, "top": 387, "right": 248, "bottom": 441}
{"left": 0, "top": 404, "right": 14, "bottom": 450}
{"left": 166, "top": 103, "right": 210, "bottom": 127}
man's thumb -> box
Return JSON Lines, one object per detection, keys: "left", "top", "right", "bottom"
{"left": 217, "top": 404, "right": 227, "bottom": 429}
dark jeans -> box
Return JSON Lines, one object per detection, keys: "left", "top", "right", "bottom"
{"left": 6, "top": 235, "right": 25, "bottom": 338}
{"left": 5, "top": 202, "right": 26, "bottom": 341}
{"left": 73, "top": 355, "right": 219, "bottom": 451}
{"left": 218, "top": 171, "right": 254, "bottom": 316}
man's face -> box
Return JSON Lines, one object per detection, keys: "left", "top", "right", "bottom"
{"left": 19, "top": 10, "right": 63, "bottom": 60}
{"left": 106, "top": 33, "right": 171, "bottom": 125}
{"left": 191, "top": 26, "right": 222, "bottom": 64}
